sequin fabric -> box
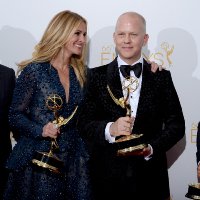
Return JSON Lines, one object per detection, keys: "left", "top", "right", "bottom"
{"left": 4, "top": 62, "right": 92, "bottom": 200}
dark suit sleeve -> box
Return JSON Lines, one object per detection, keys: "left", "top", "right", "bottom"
{"left": 7, "top": 68, "right": 15, "bottom": 105}
{"left": 148, "top": 70, "right": 185, "bottom": 155}
{"left": 196, "top": 122, "right": 200, "bottom": 164}
{"left": 0, "top": 66, "right": 15, "bottom": 162}
{"left": 8, "top": 64, "right": 43, "bottom": 139}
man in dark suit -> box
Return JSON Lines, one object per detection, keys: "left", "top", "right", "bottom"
{"left": 0, "top": 64, "right": 15, "bottom": 198}
{"left": 78, "top": 12, "right": 185, "bottom": 200}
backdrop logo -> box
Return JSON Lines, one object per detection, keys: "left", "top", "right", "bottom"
{"left": 191, "top": 123, "right": 198, "bottom": 143}
{"left": 101, "top": 45, "right": 115, "bottom": 65}
{"left": 100, "top": 42, "right": 174, "bottom": 69}
{"left": 144, "top": 42, "right": 174, "bottom": 69}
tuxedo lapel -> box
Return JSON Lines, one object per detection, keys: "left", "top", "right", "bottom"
{"left": 136, "top": 59, "right": 156, "bottom": 118}
{"left": 106, "top": 58, "right": 126, "bottom": 116}
{"left": 105, "top": 58, "right": 158, "bottom": 119}
{"left": 106, "top": 58, "right": 123, "bottom": 100}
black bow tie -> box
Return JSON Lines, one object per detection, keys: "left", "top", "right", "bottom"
{"left": 120, "top": 63, "right": 142, "bottom": 78}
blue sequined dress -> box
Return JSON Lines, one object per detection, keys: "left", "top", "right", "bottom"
{"left": 4, "top": 62, "right": 92, "bottom": 200}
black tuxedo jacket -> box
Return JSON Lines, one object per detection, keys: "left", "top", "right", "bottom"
{"left": 0, "top": 64, "right": 15, "bottom": 165}
{"left": 78, "top": 58, "right": 185, "bottom": 199}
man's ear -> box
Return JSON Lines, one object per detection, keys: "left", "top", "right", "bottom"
{"left": 113, "top": 32, "right": 116, "bottom": 44}
{"left": 143, "top": 34, "right": 149, "bottom": 46}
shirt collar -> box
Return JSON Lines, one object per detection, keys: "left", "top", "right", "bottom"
{"left": 117, "top": 55, "right": 143, "bottom": 69}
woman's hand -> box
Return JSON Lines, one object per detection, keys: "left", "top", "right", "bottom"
{"left": 42, "top": 122, "right": 60, "bottom": 138}
{"left": 150, "top": 61, "right": 164, "bottom": 72}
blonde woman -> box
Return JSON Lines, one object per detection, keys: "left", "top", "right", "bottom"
{"left": 4, "top": 10, "right": 92, "bottom": 200}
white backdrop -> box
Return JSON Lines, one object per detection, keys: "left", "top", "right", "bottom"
{"left": 0, "top": 0, "right": 200, "bottom": 199}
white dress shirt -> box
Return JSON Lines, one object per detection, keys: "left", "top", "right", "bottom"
{"left": 105, "top": 55, "right": 143, "bottom": 142}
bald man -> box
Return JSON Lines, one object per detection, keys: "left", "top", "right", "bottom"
{"left": 78, "top": 12, "right": 185, "bottom": 200}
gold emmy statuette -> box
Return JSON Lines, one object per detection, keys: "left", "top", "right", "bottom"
{"left": 32, "top": 94, "right": 78, "bottom": 173}
{"left": 107, "top": 77, "right": 147, "bottom": 156}
{"left": 185, "top": 183, "right": 200, "bottom": 199}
